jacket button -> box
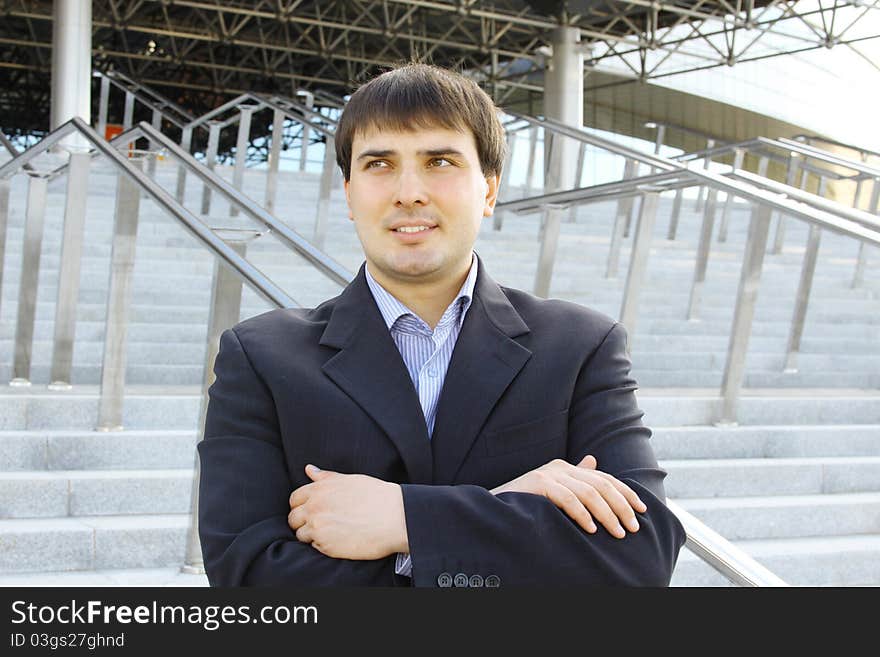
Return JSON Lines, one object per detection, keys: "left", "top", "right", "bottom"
{"left": 485, "top": 574, "right": 501, "bottom": 588}
{"left": 453, "top": 573, "right": 469, "bottom": 587}
{"left": 469, "top": 574, "right": 484, "bottom": 588}
{"left": 437, "top": 572, "right": 453, "bottom": 588}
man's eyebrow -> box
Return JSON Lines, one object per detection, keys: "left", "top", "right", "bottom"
{"left": 355, "top": 147, "right": 465, "bottom": 160}
{"left": 356, "top": 149, "right": 394, "bottom": 160}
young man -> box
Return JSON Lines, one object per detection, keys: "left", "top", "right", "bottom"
{"left": 198, "top": 64, "right": 686, "bottom": 587}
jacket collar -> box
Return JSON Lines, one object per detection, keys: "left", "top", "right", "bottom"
{"left": 319, "top": 255, "right": 531, "bottom": 484}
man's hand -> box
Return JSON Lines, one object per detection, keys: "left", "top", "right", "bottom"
{"left": 288, "top": 465, "right": 409, "bottom": 560}
{"left": 490, "top": 456, "right": 647, "bottom": 539}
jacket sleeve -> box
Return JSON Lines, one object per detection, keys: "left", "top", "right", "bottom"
{"left": 401, "top": 322, "right": 687, "bottom": 587}
{"left": 197, "top": 327, "right": 398, "bottom": 586}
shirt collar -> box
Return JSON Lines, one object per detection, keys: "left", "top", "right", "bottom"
{"left": 365, "top": 254, "right": 478, "bottom": 332}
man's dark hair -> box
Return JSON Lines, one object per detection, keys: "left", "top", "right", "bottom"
{"left": 334, "top": 63, "right": 507, "bottom": 181}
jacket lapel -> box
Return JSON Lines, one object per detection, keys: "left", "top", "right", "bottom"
{"left": 431, "top": 262, "right": 532, "bottom": 483}
{"left": 319, "top": 266, "right": 433, "bottom": 484}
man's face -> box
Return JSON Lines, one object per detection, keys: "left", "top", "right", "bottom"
{"left": 344, "top": 124, "right": 499, "bottom": 287}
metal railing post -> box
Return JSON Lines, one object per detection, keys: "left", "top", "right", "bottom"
{"left": 298, "top": 91, "right": 314, "bottom": 171}
{"left": 264, "top": 109, "right": 285, "bottom": 214}
{"left": 568, "top": 141, "right": 587, "bottom": 223}
{"left": 0, "top": 179, "right": 9, "bottom": 321}
{"left": 667, "top": 188, "right": 683, "bottom": 240}
{"left": 494, "top": 130, "right": 517, "bottom": 231}
{"left": 784, "top": 219, "right": 823, "bottom": 372}
{"left": 313, "top": 134, "right": 336, "bottom": 249}
{"left": 687, "top": 188, "right": 720, "bottom": 320}
{"left": 718, "top": 148, "right": 745, "bottom": 243}
{"left": 231, "top": 104, "right": 256, "bottom": 217}
{"left": 147, "top": 109, "right": 162, "bottom": 178}
{"left": 772, "top": 153, "right": 801, "bottom": 254}
{"left": 96, "top": 159, "right": 143, "bottom": 431}
{"left": 718, "top": 203, "right": 773, "bottom": 425}
{"left": 123, "top": 91, "right": 135, "bottom": 131}
{"left": 606, "top": 159, "right": 637, "bottom": 278}
{"left": 176, "top": 125, "right": 193, "bottom": 203}
{"left": 852, "top": 177, "right": 879, "bottom": 288}
{"left": 49, "top": 150, "right": 91, "bottom": 388}
{"left": 533, "top": 204, "right": 564, "bottom": 298}
{"left": 11, "top": 174, "right": 49, "bottom": 385}
{"left": 694, "top": 139, "right": 715, "bottom": 212}
{"left": 525, "top": 126, "right": 538, "bottom": 195}
{"left": 201, "top": 120, "right": 221, "bottom": 216}
{"left": 619, "top": 191, "right": 660, "bottom": 342}
{"left": 622, "top": 162, "right": 640, "bottom": 238}
{"left": 97, "top": 75, "right": 110, "bottom": 139}
{"left": 183, "top": 234, "right": 254, "bottom": 575}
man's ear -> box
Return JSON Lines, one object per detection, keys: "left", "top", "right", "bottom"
{"left": 482, "top": 173, "right": 501, "bottom": 217}
{"left": 344, "top": 178, "right": 354, "bottom": 220}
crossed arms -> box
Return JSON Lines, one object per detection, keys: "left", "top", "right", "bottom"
{"left": 198, "top": 322, "right": 686, "bottom": 587}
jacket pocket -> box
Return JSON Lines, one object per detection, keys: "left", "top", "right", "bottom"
{"left": 484, "top": 409, "right": 569, "bottom": 457}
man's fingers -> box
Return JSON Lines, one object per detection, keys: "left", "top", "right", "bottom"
{"left": 305, "top": 464, "right": 335, "bottom": 481}
{"left": 577, "top": 454, "right": 597, "bottom": 470}
{"left": 287, "top": 506, "right": 307, "bottom": 531}
{"left": 593, "top": 470, "right": 648, "bottom": 514}
{"left": 562, "top": 476, "right": 630, "bottom": 538}
{"left": 294, "top": 524, "right": 312, "bottom": 544}
{"left": 545, "top": 481, "right": 597, "bottom": 534}
{"left": 289, "top": 484, "right": 312, "bottom": 509}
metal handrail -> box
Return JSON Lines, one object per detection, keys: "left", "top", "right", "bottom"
{"left": 120, "top": 121, "right": 351, "bottom": 286}
{"left": 0, "top": 118, "right": 298, "bottom": 308}
{"left": 676, "top": 136, "right": 880, "bottom": 181}
{"left": 666, "top": 501, "right": 788, "bottom": 587}
{"left": 94, "top": 69, "right": 195, "bottom": 129}
{"left": 499, "top": 113, "right": 880, "bottom": 246}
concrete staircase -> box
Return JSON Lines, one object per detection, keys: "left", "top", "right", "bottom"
{"left": 0, "top": 152, "right": 877, "bottom": 586}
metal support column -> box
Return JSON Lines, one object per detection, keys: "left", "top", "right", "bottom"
{"left": 50, "top": 0, "right": 91, "bottom": 151}
{"left": 176, "top": 125, "right": 193, "bottom": 203}
{"left": 298, "top": 91, "right": 314, "bottom": 171}
{"left": 96, "top": 160, "right": 143, "bottom": 431}
{"left": 11, "top": 175, "right": 49, "bottom": 385}
{"left": 687, "top": 188, "right": 720, "bottom": 320}
{"left": 718, "top": 149, "right": 745, "bottom": 243}
{"left": 718, "top": 203, "right": 773, "bottom": 425}
{"left": 533, "top": 25, "right": 583, "bottom": 296}
{"left": 182, "top": 234, "right": 253, "bottom": 575}
{"left": 231, "top": 104, "right": 256, "bottom": 217}
{"left": 852, "top": 177, "right": 879, "bottom": 288}
{"left": 619, "top": 192, "right": 660, "bottom": 343}
{"left": 49, "top": 151, "right": 91, "bottom": 388}
{"left": 264, "top": 109, "right": 285, "bottom": 214}
{"left": 201, "top": 121, "right": 221, "bottom": 216}
{"left": 313, "top": 135, "right": 336, "bottom": 249}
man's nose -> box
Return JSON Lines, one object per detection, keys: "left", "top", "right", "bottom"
{"left": 393, "top": 168, "right": 428, "bottom": 207}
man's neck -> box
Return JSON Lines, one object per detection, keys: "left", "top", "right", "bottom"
{"left": 367, "top": 259, "right": 472, "bottom": 330}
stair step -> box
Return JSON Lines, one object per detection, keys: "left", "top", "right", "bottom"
{"left": 674, "top": 492, "right": 880, "bottom": 540}
{"left": 0, "top": 514, "right": 189, "bottom": 573}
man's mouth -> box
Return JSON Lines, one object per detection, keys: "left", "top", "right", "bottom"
{"left": 394, "top": 226, "right": 432, "bottom": 233}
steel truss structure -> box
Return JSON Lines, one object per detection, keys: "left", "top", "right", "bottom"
{"left": 2, "top": 0, "right": 878, "bottom": 137}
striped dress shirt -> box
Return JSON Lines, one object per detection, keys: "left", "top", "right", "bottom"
{"left": 364, "top": 254, "right": 479, "bottom": 578}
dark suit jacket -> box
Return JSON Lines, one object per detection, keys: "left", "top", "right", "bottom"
{"left": 198, "top": 257, "right": 686, "bottom": 587}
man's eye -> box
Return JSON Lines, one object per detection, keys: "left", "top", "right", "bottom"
{"left": 365, "top": 160, "right": 389, "bottom": 169}
{"left": 428, "top": 158, "right": 453, "bottom": 168}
